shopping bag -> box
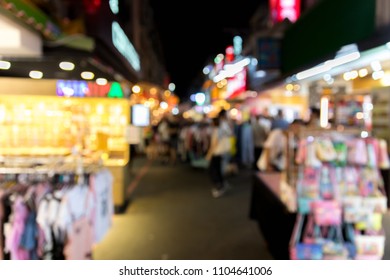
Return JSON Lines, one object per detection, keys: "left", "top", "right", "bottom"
{"left": 354, "top": 232, "right": 385, "bottom": 260}
{"left": 342, "top": 196, "right": 363, "bottom": 223}
{"left": 322, "top": 226, "right": 349, "bottom": 260}
{"left": 319, "top": 165, "right": 337, "bottom": 200}
{"left": 333, "top": 141, "right": 347, "bottom": 167}
{"left": 296, "top": 167, "right": 320, "bottom": 198}
{"left": 362, "top": 196, "right": 388, "bottom": 214}
{"left": 343, "top": 223, "right": 357, "bottom": 259}
{"left": 347, "top": 138, "right": 368, "bottom": 166}
{"left": 311, "top": 200, "right": 342, "bottom": 226}
{"left": 289, "top": 214, "right": 323, "bottom": 260}
{"left": 298, "top": 197, "right": 317, "bottom": 214}
{"left": 315, "top": 138, "right": 337, "bottom": 162}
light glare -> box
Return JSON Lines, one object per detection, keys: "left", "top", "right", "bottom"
{"left": 29, "top": 70, "right": 43, "bottom": 79}
{"left": 81, "top": 71, "right": 94, "bottom": 80}
{"left": 0, "top": 60, "right": 11, "bottom": 70}
{"left": 59, "top": 61, "right": 75, "bottom": 71}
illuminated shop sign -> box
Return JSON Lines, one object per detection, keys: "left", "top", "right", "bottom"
{"left": 112, "top": 21, "right": 141, "bottom": 72}
{"left": 225, "top": 69, "right": 247, "bottom": 99}
{"left": 56, "top": 80, "right": 122, "bottom": 98}
{"left": 270, "top": 0, "right": 301, "bottom": 23}
{"left": 109, "top": 0, "right": 119, "bottom": 14}
{"left": 225, "top": 46, "right": 234, "bottom": 63}
{"left": 233, "top": 36, "right": 243, "bottom": 57}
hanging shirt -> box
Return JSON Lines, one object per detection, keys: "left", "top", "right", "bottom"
{"left": 5, "top": 195, "right": 30, "bottom": 260}
{"left": 90, "top": 169, "right": 113, "bottom": 243}
{"left": 56, "top": 184, "right": 94, "bottom": 260}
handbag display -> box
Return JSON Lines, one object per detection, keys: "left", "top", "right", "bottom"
{"left": 354, "top": 232, "right": 385, "bottom": 260}
{"left": 289, "top": 214, "right": 323, "bottom": 260}
{"left": 347, "top": 138, "right": 368, "bottom": 166}
{"left": 311, "top": 200, "right": 342, "bottom": 226}
{"left": 342, "top": 196, "right": 363, "bottom": 223}
{"left": 315, "top": 138, "right": 337, "bottom": 162}
{"left": 290, "top": 133, "right": 388, "bottom": 260}
{"left": 297, "top": 167, "right": 320, "bottom": 198}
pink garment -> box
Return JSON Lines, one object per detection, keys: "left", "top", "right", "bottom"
{"left": 63, "top": 216, "right": 93, "bottom": 260}
{"left": 6, "top": 196, "right": 30, "bottom": 260}
{"left": 63, "top": 187, "right": 94, "bottom": 260}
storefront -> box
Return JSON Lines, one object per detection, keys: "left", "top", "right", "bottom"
{"left": 0, "top": 77, "right": 131, "bottom": 211}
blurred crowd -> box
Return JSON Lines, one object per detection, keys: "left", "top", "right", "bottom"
{"left": 143, "top": 107, "right": 320, "bottom": 173}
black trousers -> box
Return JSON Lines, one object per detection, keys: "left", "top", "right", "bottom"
{"left": 209, "top": 155, "right": 224, "bottom": 189}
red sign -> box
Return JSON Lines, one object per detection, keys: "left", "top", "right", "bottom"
{"left": 270, "top": 0, "right": 301, "bottom": 23}
{"left": 225, "top": 46, "right": 234, "bottom": 63}
{"left": 225, "top": 68, "right": 247, "bottom": 100}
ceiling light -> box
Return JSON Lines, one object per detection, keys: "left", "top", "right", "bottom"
{"left": 81, "top": 71, "right": 94, "bottom": 80}
{"left": 96, "top": 78, "right": 108, "bottom": 85}
{"left": 29, "top": 70, "right": 43, "bottom": 79}
{"left": 0, "top": 60, "right": 11, "bottom": 70}
{"left": 372, "top": 71, "right": 385, "bottom": 80}
{"left": 358, "top": 68, "right": 368, "bottom": 78}
{"left": 59, "top": 61, "right": 75, "bottom": 71}
{"left": 371, "top": 61, "right": 382, "bottom": 72}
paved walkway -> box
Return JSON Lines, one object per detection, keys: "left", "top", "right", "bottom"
{"left": 93, "top": 157, "right": 272, "bottom": 260}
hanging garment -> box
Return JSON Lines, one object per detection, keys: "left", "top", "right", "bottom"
{"left": 5, "top": 195, "right": 30, "bottom": 260}
{"left": 90, "top": 169, "right": 113, "bottom": 243}
{"left": 58, "top": 184, "right": 94, "bottom": 260}
{"left": 20, "top": 211, "right": 38, "bottom": 260}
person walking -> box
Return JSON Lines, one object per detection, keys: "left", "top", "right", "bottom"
{"left": 206, "top": 110, "right": 232, "bottom": 198}
{"left": 252, "top": 114, "right": 268, "bottom": 171}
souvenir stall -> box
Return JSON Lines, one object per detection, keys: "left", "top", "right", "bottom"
{"left": 250, "top": 127, "right": 389, "bottom": 259}
{"left": 290, "top": 129, "right": 389, "bottom": 259}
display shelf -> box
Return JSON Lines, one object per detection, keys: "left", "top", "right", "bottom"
{"left": 289, "top": 130, "right": 388, "bottom": 260}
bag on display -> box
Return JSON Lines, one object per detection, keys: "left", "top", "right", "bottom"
{"left": 366, "top": 138, "right": 379, "bottom": 168}
{"left": 347, "top": 138, "right": 368, "bottom": 166}
{"left": 354, "top": 232, "right": 385, "bottom": 260}
{"left": 342, "top": 196, "right": 363, "bottom": 223}
{"left": 289, "top": 215, "right": 323, "bottom": 260}
{"left": 297, "top": 167, "right": 320, "bottom": 198}
{"left": 319, "top": 165, "right": 337, "bottom": 200}
{"left": 333, "top": 141, "right": 348, "bottom": 167}
{"left": 311, "top": 200, "right": 342, "bottom": 226}
{"left": 315, "top": 138, "right": 337, "bottom": 162}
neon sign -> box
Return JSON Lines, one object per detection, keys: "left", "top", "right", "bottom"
{"left": 270, "top": 0, "right": 301, "bottom": 23}
{"left": 112, "top": 22, "right": 141, "bottom": 72}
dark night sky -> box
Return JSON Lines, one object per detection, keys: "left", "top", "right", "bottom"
{"left": 149, "top": 0, "right": 263, "bottom": 99}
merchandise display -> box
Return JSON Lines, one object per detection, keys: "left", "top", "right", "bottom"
{"left": 290, "top": 130, "right": 389, "bottom": 260}
{"left": 0, "top": 96, "right": 129, "bottom": 166}
{"left": 0, "top": 91, "right": 131, "bottom": 209}
{"left": 0, "top": 163, "right": 113, "bottom": 260}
